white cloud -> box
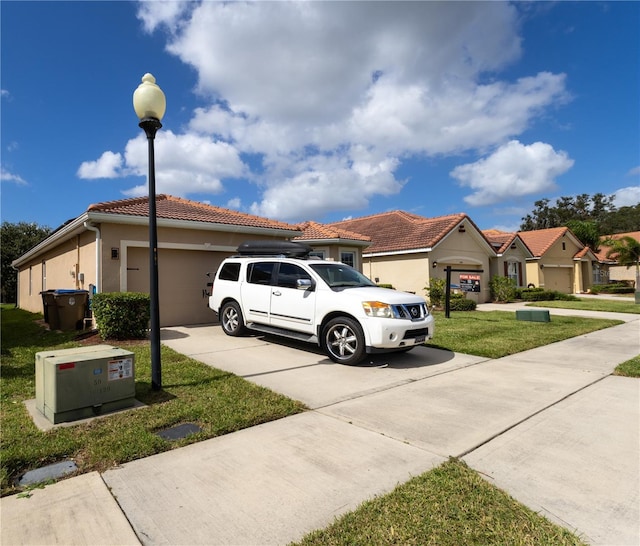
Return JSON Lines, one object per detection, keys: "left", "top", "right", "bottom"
{"left": 1, "top": 166, "right": 27, "bottom": 185}
{"left": 627, "top": 166, "right": 640, "bottom": 177}
{"left": 451, "top": 140, "right": 574, "bottom": 206}
{"left": 77, "top": 151, "right": 123, "bottom": 179}
{"left": 612, "top": 186, "right": 640, "bottom": 207}
{"left": 108, "top": 1, "right": 572, "bottom": 218}
{"left": 121, "top": 131, "right": 246, "bottom": 197}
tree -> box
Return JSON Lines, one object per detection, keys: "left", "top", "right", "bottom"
{"left": 603, "top": 236, "right": 640, "bottom": 290}
{"left": 520, "top": 193, "right": 616, "bottom": 231}
{"left": 1, "top": 222, "right": 52, "bottom": 303}
{"left": 599, "top": 203, "right": 640, "bottom": 234}
{"left": 566, "top": 220, "right": 601, "bottom": 251}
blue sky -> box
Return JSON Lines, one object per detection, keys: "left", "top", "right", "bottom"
{"left": 2, "top": 1, "right": 639, "bottom": 233}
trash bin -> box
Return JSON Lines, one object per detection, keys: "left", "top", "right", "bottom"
{"left": 40, "top": 290, "right": 60, "bottom": 330}
{"left": 52, "top": 290, "right": 89, "bottom": 331}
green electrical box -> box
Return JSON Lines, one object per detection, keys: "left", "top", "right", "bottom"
{"left": 516, "top": 309, "right": 551, "bottom": 323}
{"left": 35, "top": 345, "right": 135, "bottom": 424}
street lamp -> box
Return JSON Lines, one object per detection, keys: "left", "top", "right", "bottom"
{"left": 133, "top": 73, "right": 166, "bottom": 391}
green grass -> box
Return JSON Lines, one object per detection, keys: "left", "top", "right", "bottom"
{"left": 1, "top": 305, "right": 306, "bottom": 496}
{"left": 294, "top": 458, "right": 585, "bottom": 546}
{"left": 427, "top": 310, "right": 622, "bottom": 359}
{"left": 614, "top": 355, "right": 640, "bottom": 377}
{"left": 528, "top": 298, "right": 639, "bottom": 314}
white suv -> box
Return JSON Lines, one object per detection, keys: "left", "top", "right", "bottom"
{"left": 209, "top": 241, "right": 435, "bottom": 365}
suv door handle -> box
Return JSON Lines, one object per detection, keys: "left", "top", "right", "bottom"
{"left": 272, "top": 290, "right": 282, "bottom": 296}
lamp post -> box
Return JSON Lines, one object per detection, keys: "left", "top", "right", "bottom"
{"left": 133, "top": 73, "right": 166, "bottom": 391}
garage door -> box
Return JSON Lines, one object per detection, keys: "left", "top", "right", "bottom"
{"left": 543, "top": 267, "right": 572, "bottom": 294}
{"left": 127, "top": 247, "right": 225, "bottom": 327}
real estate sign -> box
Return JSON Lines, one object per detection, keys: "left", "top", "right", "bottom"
{"left": 459, "top": 274, "right": 481, "bottom": 293}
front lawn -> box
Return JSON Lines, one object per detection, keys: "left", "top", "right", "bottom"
{"left": 0, "top": 305, "right": 305, "bottom": 496}
{"left": 428, "top": 310, "right": 622, "bottom": 359}
{"left": 528, "top": 298, "right": 639, "bottom": 314}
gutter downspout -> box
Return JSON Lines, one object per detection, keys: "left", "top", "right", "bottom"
{"left": 84, "top": 221, "right": 101, "bottom": 293}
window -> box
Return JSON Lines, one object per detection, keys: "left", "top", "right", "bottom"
{"left": 309, "top": 250, "right": 325, "bottom": 259}
{"left": 504, "top": 261, "right": 521, "bottom": 286}
{"left": 276, "top": 263, "right": 312, "bottom": 289}
{"left": 247, "top": 262, "right": 275, "bottom": 285}
{"left": 340, "top": 251, "right": 355, "bottom": 268}
{"left": 218, "top": 262, "right": 241, "bottom": 281}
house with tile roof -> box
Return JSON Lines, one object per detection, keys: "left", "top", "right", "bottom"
{"left": 482, "top": 230, "right": 534, "bottom": 287}
{"left": 294, "top": 221, "right": 371, "bottom": 269}
{"left": 594, "top": 231, "right": 640, "bottom": 286}
{"left": 12, "top": 195, "right": 375, "bottom": 327}
{"left": 518, "top": 227, "right": 597, "bottom": 293}
{"left": 327, "top": 211, "right": 497, "bottom": 301}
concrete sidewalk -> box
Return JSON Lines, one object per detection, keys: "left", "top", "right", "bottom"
{"left": 2, "top": 309, "right": 639, "bottom": 545}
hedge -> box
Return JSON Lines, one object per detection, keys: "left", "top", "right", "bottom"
{"left": 92, "top": 292, "right": 150, "bottom": 340}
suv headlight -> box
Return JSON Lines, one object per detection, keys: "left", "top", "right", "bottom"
{"left": 362, "top": 301, "right": 393, "bottom": 318}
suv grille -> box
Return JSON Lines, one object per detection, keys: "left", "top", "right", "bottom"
{"left": 391, "top": 303, "right": 427, "bottom": 320}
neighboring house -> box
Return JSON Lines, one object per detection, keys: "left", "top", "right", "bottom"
{"left": 327, "top": 211, "right": 496, "bottom": 302}
{"left": 482, "top": 230, "right": 533, "bottom": 287}
{"left": 294, "top": 221, "right": 371, "bottom": 268}
{"left": 12, "top": 195, "right": 302, "bottom": 327}
{"left": 595, "top": 231, "right": 640, "bottom": 286}
{"left": 518, "top": 227, "right": 596, "bottom": 294}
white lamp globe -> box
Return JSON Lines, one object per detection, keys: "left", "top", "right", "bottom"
{"left": 133, "top": 73, "right": 166, "bottom": 121}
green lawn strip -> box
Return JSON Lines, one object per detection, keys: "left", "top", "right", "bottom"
{"left": 427, "top": 311, "right": 622, "bottom": 359}
{"left": 614, "top": 355, "right": 640, "bottom": 377}
{"left": 1, "top": 306, "right": 306, "bottom": 496}
{"left": 294, "top": 458, "right": 585, "bottom": 546}
{"left": 527, "top": 298, "right": 639, "bottom": 314}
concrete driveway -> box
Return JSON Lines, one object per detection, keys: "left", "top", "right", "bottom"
{"left": 2, "top": 310, "right": 638, "bottom": 546}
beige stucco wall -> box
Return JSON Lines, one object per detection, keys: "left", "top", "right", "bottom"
{"left": 363, "top": 253, "right": 430, "bottom": 294}
{"left": 16, "top": 231, "right": 97, "bottom": 314}
{"left": 524, "top": 236, "right": 591, "bottom": 293}
{"left": 363, "top": 229, "right": 493, "bottom": 302}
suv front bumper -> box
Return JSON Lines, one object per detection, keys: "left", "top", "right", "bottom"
{"left": 363, "top": 314, "right": 435, "bottom": 351}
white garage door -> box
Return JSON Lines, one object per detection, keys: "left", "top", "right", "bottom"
{"left": 127, "top": 247, "right": 225, "bottom": 327}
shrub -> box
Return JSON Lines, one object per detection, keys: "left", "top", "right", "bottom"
{"left": 449, "top": 293, "right": 477, "bottom": 311}
{"left": 92, "top": 292, "right": 150, "bottom": 340}
{"left": 516, "top": 288, "right": 579, "bottom": 302}
{"left": 590, "top": 283, "right": 634, "bottom": 295}
{"left": 377, "top": 283, "right": 395, "bottom": 290}
{"left": 425, "top": 278, "right": 446, "bottom": 308}
{"left": 489, "top": 276, "right": 517, "bottom": 303}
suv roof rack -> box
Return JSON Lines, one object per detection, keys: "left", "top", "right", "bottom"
{"left": 236, "top": 240, "right": 313, "bottom": 258}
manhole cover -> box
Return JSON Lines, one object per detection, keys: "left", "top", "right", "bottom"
{"left": 18, "top": 460, "right": 78, "bottom": 487}
{"left": 156, "top": 423, "right": 202, "bottom": 441}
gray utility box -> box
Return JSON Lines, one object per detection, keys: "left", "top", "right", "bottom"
{"left": 36, "top": 345, "right": 135, "bottom": 424}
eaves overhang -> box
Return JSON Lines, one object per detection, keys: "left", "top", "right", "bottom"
{"left": 364, "top": 247, "right": 433, "bottom": 258}
{"left": 12, "top": 211, "right": 301, "bottom": 268}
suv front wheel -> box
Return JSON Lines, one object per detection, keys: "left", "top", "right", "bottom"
{"left": 220, "top": 301, "right": 247, "bottom": 337}
{"left": 322, "top": 317, "right": 366, "bottom": 365}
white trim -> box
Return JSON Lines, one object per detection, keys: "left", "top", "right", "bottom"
{"left": 364, "top": 247, "right": 432, "bottom": 257}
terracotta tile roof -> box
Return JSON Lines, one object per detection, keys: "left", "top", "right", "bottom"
{"left": 482, "top": 229, "right": 518, "bottom": 253}
{"left": 326, "top": 210, "right": 470, "bottom": 253}
{"left": 518, "top": 227, "right": 571, "bottom": 258}
{"left": 294, "top": 221, "right": 371, "bottom": 243}
{"left": 87, "top": 195, "right": 300, "bottom": 232}
{"left": 595, "top": 231, "right": 640, "bottom": 262}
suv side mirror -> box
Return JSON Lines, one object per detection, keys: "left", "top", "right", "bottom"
{"left": 296, "top": 278, "right": 314, "bottom": 290}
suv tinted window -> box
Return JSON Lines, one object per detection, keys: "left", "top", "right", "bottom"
{"left": 276, "top": 263, "right": 312, "bottom": 289}
{"left": 247, "top": 262, "right": 276, "bottom": 285}
{"left": 218, "top": 262, "right": 241, "bottom": 281}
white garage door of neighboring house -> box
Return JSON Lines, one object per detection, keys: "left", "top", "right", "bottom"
{"left": 127, "top": 247, "right": 224, "bottom": 327}
{"left": 543, "top": 267, "right": 572, "bottom": 294}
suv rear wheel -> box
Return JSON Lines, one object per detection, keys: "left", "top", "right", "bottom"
{"left": 322, "top": 317, "right": 366, "bottom": 365}
{"left": 220, "top": 301, "right": 246, "bottom": 336}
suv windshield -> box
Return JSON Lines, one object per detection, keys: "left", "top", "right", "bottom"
{"left": 310, "top": 263, "right": 377, "bottom": 288}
